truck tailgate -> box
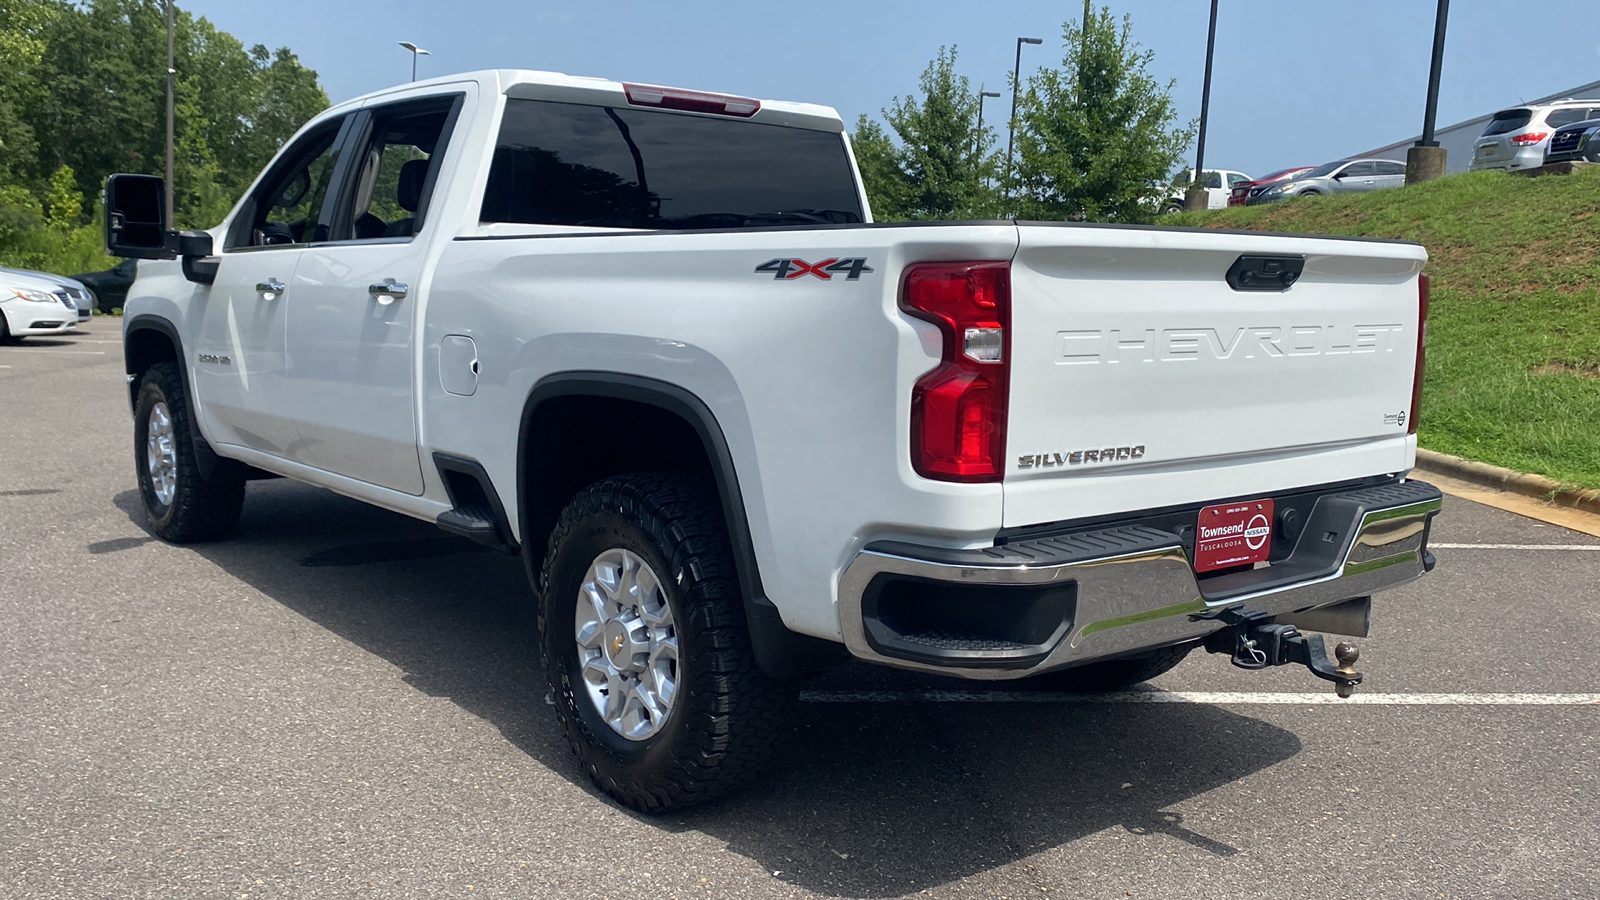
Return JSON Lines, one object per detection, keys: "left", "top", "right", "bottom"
{"left": 1003, "top": 225, "right": 1426, "bottom": 528}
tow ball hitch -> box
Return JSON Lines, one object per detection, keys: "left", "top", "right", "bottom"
{"left": 1203, "top": 616, "right": 1363, "bottom": 698}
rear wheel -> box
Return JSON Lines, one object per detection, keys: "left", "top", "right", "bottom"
{"left": 0, "top": 310, "right": 12, "bottom": 343}
{"left": 1028, "top": 644, "right": 1194, "bottom": 692}
{"left": 539, "top": 473, "right": 791, "bottom": 812}
{"left": 133, "top": 362, "right": 245, "bottom": 542}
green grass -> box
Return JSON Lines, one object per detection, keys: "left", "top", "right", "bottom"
{"left": 1169, "top": 168, "right": 1600, "bottom": 490}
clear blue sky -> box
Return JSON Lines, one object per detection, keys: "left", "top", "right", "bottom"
{"left": 183, "top": 0, "right": 1600, "bottom": 178}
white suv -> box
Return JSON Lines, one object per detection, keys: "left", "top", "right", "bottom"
{"left": 1472, "top": 100, "right": 1600, "bottom": 171}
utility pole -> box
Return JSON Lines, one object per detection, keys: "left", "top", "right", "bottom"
{"left": 165, "top": 0, "right": 175, "bottom": 229}
{"left": 1407, "top": 0, "right": 1451, "bottom": 183}
{"left": 1006, "top": 36, "right": 1043, "bottom": 204}
{"left": 1080, "top": 0, "right": 1091, "bottom": 94}
{"left": 1185, "top": 0, "right": 1219, "bottom": 212}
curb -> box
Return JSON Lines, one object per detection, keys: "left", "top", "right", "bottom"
{"left": 1415, "top": 448, "right": 1600, "bottom": 516}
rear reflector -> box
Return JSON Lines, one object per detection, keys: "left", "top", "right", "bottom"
{"left": 622, "top": 83, "right": 760, "bottom": 118}
{"left": 1509, "top": 132, "right": 1549, "bottom": 146}
{"left": 1410, "top": 274, "right": 1429, "bottom": 435}
{"left": 900, "top": 262, "right": 1011, "bottom": 482}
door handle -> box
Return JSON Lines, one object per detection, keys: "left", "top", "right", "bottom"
{"left": 256, "top": 278, "right": 286, "bottom": 299}
{"left": 369, "top": 280, "right": 409, "bottom": 305}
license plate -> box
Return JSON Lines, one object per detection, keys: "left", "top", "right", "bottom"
{"left": 1482, "top": 146, "right": 1497, "bottom": 156}
{"left": 1194, "top": 499, "right": 1275, "bottom": 572}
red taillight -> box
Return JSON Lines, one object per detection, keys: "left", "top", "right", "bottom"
{"left": 622, "top": 83, "right": 760, "bottom": 117}
{"left": 1509, "top": 132, "right": 1549, "bottom": 146}
{"left": 900, "top": 262, "right": 1011, "bottom": 482}
{"left": 1409, "top": 274, "right": 1429, "bottom": 435}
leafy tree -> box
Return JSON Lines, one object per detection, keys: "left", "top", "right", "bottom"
{"left": 1, "top": 0, "right": 330, "bottom": 271}
{"left": 1011, "top": 6, "right": 1194, "bottom": 223}
{"left": 852, "top": 47, "right": 1000, "bottom": 221}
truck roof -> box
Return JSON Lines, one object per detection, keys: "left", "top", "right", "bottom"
{"left": 333, "top": 69, "right": 846, "bottom": 133}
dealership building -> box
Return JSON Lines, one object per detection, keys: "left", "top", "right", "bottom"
{"left": 1359, "top": 78, "right": 1600, "bottom": 172}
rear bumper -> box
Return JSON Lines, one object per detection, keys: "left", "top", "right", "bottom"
{"left": 837, "top": 479, "right": 1442, "bottom": 680}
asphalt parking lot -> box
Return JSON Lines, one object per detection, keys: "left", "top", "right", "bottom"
{"left": 3, "top": 320, "right": 1598, "bottom": 900}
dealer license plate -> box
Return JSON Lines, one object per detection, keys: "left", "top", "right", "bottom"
{"left": 1194, "top": 499, "right": 1275, "bottom": 573}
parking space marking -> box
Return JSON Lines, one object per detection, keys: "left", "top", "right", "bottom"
{"left": 1432, "top": 543, "right": 1600, "bottom": 550}
{"left": 800, "top": 691, "right": 1600, "bottom": 705}
{"left": 0, "top": 347, "right": 106, "bottom": 355}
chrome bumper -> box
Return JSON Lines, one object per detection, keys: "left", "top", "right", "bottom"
{"left": 838, "top": 480, "right": 1442, "bottom": 680}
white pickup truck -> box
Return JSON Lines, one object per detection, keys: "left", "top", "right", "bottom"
{"left": 106, "top": 69, "right": 1441, "bottom": 812}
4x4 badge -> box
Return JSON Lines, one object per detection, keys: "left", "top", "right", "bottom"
{"left": 754, "top": 257, "right": 873, "bottom": 281}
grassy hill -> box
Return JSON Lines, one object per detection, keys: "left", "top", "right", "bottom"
{"left": 1171, "top": 168, "right": 1600, "bottom": 490}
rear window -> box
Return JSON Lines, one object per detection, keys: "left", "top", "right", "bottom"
{"left": 1544, "top": 107, "right": 1600, "bottom": 129}
{"left": 1481, "top": 109, "right": 1533, "bottom": 136}
{"left": 481, "top": 98, "right": 864, "bottom": 229}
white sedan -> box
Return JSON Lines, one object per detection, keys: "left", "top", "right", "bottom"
{"left": 1, "top": 271, "right": 81, "bottom": 340}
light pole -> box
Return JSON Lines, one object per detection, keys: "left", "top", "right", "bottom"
{"left": 976, "top": 88, "right": 1001, "bottom": 185}
{"left": 1006, "top": 36, "right": 1043, "bottom": 199}
{"left": 165, "top": 0, "right": 174, "bottom": 229}
{"left": 399, "top": 41, "right": 430, "bottom": 82}
{"left": 1186, "top": 0, "right": 1220, "bottom": 212}
{"left": 1407, "top": 0, "right": 1450, "bottom": 183}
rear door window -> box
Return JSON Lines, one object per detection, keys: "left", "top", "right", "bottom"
{"left": 482, "top": 99, "right": 864, "bottom": 229}
{"left": 1374, "top": 161, "right": 1407, "bottom": 176}
{"left": 1481, "top": 109, "right": 1532, "bottom": 136}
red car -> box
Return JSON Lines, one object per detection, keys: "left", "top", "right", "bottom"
{"left": 1228, "top": 166, "right": 1314, "bottom": 206}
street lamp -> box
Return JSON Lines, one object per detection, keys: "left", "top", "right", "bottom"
{"left": 1006, "top": 37, "right": 1044, "bottom": 198}
{"left": 1407, "top": 0, "right": 1451, "bottom": 184}
{"left": 1186, "top": 0, "right": 1220, "bottom": 211}
{"left": 976, "top": 88, "right": 1002, "bottom": 183}
{"left": 399, "top": 41, "right": 430, "bottom": 82}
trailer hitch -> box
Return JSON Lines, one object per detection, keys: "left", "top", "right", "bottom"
{"left": 1201, "top": 611, "right": 1363, "bottom": 697}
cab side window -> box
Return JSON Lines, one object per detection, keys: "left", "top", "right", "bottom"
{"left": 331, "top": 96, "right": 459, "bottom": 242}
{"left": 226, "top": 116, "right": 347, "bottom": 250}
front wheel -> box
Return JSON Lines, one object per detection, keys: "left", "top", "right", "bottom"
{"left": 133, "top": 362, "right": 245, "bottom": 542}
{"left": 539, "top": 473, "right": 791, "bottom": 812}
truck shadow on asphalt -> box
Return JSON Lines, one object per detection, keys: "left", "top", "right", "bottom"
{"left": 112, "top": 481, "right": 1302, "bottom": 897}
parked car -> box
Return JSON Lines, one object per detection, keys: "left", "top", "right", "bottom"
{"left": 0, "top": 267, "right": 93, "bottom": 322}
{"left": 106, "top": 69, "right": 1438, "bottom": 812}
{"left": 1245, "top": 158, "right": 1407, "bottom": 204}
{"left": 1471, "top": 100, "right": 1600, "bottom": 172}
{"left": 1165, "top": 168, "right": 1251, "bottom": 212}
{"left": 0, "top": 270, "right": 82, "bottom": 340}
{"left": 1544, "top": 118, "right": 1600, "bottom": 165}
{"left": 1228, "top": 166, "right": 1313, "bottom": 206}
{"left": 73, "top": 258, "right": 136, "bottom": 313}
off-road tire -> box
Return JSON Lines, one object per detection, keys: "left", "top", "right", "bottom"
{"left": 133, "top": 362, "right": 245, "bottom": 542}
{"left": 1029, "top": 643, "right": 1194, "bottom": 692}
{"left": 539, "top": 473, "right": 792, "bottom": 812}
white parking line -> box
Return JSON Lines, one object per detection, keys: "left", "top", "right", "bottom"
{"left": 800, "top": 690, "right": 1600, "bottom": 705}
{"left": 1432, "top": 543, "right": 1600, "bottom": 551}
{"left": 0, "top": 348, "right": 105, "bottom": 355}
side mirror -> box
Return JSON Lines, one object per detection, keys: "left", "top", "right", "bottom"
{"left": 105, "top": 174, "right": 173, "bottom": 259}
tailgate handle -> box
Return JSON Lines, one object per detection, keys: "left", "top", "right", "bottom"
{"left": 1226, "top": 255, "right": 1304, "bottom": 292}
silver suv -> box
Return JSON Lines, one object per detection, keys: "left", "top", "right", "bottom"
{"left": 1472, "top": 100, "right": 1600, "bottom": 171}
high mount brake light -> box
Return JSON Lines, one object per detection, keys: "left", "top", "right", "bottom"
{"left": 1410, "top": 274, "right": 1429, "bottom": 436}
{"left": 1509, "top": 132, "right": 1549, "bottom": 146}
{"left": 900, "top": 262, "right": 1011, "bottom": 482}
{"left": 622, "top": 83, "right": 760, "bottom": 118}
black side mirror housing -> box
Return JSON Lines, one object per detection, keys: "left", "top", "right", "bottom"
{"left": 105, "top": 174, "right": 218, "bottom": 285}
{"left": 105, "top": 174, "right": 171, "bottom": 259}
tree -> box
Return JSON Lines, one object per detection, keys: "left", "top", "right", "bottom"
{"left": 1011, "top": 6, "right": 1194, "bottom": 224}
{"left": 852, "top": 47, "right": 1000, "bottom": 221}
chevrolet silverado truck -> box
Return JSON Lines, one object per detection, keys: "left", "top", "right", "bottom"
{"left": 104, "top": 69, "right": 1441, "bottom": 812}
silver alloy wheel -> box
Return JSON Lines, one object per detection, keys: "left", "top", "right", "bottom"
{"left": 146, "top": 400, "right": 178, "bottom": 508}
{"left": 574, "top": 548, "right": 679, "bottom": 741}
